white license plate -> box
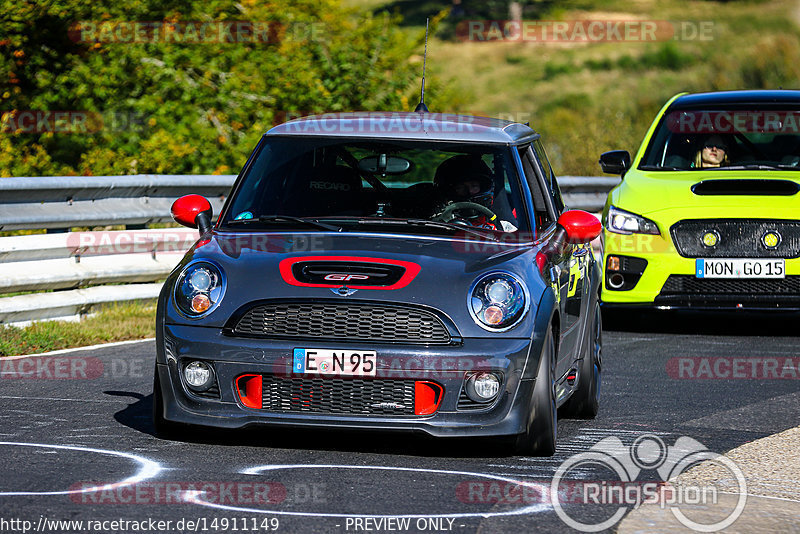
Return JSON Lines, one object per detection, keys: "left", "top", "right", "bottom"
{"left": 292, "top": 348, "right": 377, "bottom": 376}
{"left": 695, "top": 258, "right": 785, "bottom": 279}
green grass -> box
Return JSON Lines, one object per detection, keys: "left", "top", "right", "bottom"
{"left": 0, "top": 301, "right": 156, "bottom": 357}
{"left": 370, "top": 0, "right": 800, "bottom": 176}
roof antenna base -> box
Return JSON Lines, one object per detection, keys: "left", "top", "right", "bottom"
{"left": 414, "top": 102, "right": 429, "bottom": 113}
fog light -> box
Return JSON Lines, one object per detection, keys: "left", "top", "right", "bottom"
{"left": 702, "top": 231, "right": 719, "bottom": 248}
{"left": 607, "top": 272, "right": 625, "bottom": 289}
{"left": 465, "top": 372, "right": 501, "bottom": 403}
{"left": 184, "top": 361, "right": 213, "bottom": 390}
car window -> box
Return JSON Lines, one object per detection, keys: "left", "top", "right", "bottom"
{"left": 517, "top": 145, "right": 555, "bottom": 231}
{"left": 640, "top": 106, "right": 800, "bottom": 171}
{"left": 532, "top": 140, "right": 565, "bottom": 213}
{"left": 221, "top": 137, "right": 531, "bottom": 237}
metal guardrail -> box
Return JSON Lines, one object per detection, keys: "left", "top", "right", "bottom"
{"left": 0, "top": 174, "right": 234, "bottom": 231}
{"left": 0, "top": 174, "right": 618, "bottom": 231}
{"left": 0, "top": 174, "right": 618, "bottom": 326}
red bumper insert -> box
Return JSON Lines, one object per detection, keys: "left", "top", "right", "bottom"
{"left": 414, "top": 381, "right": 443, "bottom": 415}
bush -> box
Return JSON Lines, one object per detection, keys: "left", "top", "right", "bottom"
{"left": 0, "top": 0, "right": 433, "bottom": 177}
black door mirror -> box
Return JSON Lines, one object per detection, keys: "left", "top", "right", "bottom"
{"left": 599, "top": 150, "right": 631, "bottom": 176}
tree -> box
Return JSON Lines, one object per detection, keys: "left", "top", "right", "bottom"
{"left": 0, "top": 0, "right": 432, "bottom": 176}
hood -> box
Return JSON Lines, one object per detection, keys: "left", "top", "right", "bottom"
{"left": 614, "top": 170, "right": 800, "bottom": 217}
{"left": 167, "top": 231, "right": 547, "bottom": 338}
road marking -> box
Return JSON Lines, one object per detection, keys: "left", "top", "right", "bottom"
{"left": 0, "top": 442, "right": 161, "bottom": 496}
{"left": 182, "top": 464, "right": 550, "bottom": 518}
{"left": 0, "top": 395, "right": 122, "bottom": 403}
{"left": 1, "top": 338, "right": 154, "bottom": 360}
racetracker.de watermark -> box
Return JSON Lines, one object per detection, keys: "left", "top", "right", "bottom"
{"left": 667, "top": 110, "right": 800, "bottom": 134}
{"left": 458, "top": 20, "right": 714, "bottom": 42}
{"left": 0, "top": 111, "right": 151, "bottom": 134}
{"left": 65, "top": 230, "right": 198, "bottom": 257}
{"left": 69, "top": 481, "right": 326, "bottom": 505}
{"left": 667, "top": 356, "right": 800, "bottom": 379}
{"left": 68, "top": 21, "right": 325, "bottom": 44}
{"left": 0, "top": 356, "right": 146, "bottom": 380}
{"left": 275, "top": 112, "right": 479, "bottom": 134}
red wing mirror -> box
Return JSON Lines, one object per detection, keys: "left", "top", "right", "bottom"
{"left": 557, "top": 210, "right": 602, "bottom": 243}
{"left": 171, "top": 195, "right": 213, "bottom": 233}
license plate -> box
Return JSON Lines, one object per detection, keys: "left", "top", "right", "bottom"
{"left": 695, "top": 258, "right": 785, "bottom": 279}
{"left": 292, "top": 348, "right": 377, "bottom": 376}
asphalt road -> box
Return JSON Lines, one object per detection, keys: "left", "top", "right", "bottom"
{"left": 1, "top": 310, "right": 799, "bottom": 534}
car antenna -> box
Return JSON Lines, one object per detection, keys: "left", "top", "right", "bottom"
{"left": 414, "top": 18, "right": 430, "bottom": 113}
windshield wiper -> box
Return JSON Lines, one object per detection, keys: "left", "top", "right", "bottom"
{"left": 721, "top": 164, "right": 799, "bottom": 171}
{"left": 638, "top": 165, "right": 686, "bottom": 171}
{"left": 355, "top": 218, "right": 500, "bottom": 242}
{"left": 227, "top": 215, "right": 343, "bottom": 232}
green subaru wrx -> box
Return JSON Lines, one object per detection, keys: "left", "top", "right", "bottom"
{"left": 598, "top": 90, "right": 800, "bottom": 309}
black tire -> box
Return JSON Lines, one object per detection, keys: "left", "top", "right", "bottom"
{"left": 561, "top": 300, "right": 602, "bottom": 418}
{"left": 152, "top": 367, "right": 180, "bottom": 439}
{"left": 513, "top": 327, "right": 557, "bottom": 456}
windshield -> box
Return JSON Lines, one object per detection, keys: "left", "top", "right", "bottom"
{"left": 640, "top": 106, "right": 800, "bottom": 171}
{"left": 220, "top": 136, "right": 530, "bottom": 237}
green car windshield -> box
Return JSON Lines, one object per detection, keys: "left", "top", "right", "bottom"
{"left": 640, "top": 106, "right": 800, "bottom": 171}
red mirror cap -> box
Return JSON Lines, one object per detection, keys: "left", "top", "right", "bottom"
{"left": 171, "top": 195, "right": 212, "bottom": 229}
{"left": 558, "top": 210, "right": 602, "bottom": 243}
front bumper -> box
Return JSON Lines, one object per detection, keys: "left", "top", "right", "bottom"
{"left": 156, "top": 324, "right": 543, "bottom": 438}
{"left": 601, "top": 230, "right": 800, "bottom": 309}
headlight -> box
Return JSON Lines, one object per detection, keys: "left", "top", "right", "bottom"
{"left": 174, "top": 261, "right": 225, "bottom": 317}
{"left": 469, "top": 272, "right": 528, "bottom": 331}
{"left": 605, "top": 206, "right": 660, "bottom": 235}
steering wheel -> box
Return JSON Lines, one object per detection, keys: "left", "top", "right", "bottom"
{"left": 433, "top": 202, "right": 498, "bottom": 224}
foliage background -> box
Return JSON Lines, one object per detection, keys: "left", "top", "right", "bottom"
{"left": 0, "top": 0, "right": 463, "bottom": 177}
{"left": 3, "top": 0, "right": 800, "bottom": 177}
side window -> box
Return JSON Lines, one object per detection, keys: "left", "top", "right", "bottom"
{"left": 517, "top": 146, "right": 554, "bottom": 230}
{"left": 533, "top": 140, "right": 565, "bottom": 213}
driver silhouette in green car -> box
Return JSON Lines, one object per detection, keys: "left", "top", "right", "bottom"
{"left": 433, "top": 155, "right": 517, "bottom": 232}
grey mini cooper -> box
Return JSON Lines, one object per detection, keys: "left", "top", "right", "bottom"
{"left": 154, "top": 111, "right": 603, "bottom": 456}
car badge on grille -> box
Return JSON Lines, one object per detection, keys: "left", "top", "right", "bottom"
{"left": 324, "top": 273, "right": 369, "bottom": 281}
{"left": 762, "top": 231, "right": 782, "bottom": 249}
{"left": 371, "top": 402, "right": 406, "bottom": 410}
{"left": 331, "top": 285, "right": 358, "bottom": 297}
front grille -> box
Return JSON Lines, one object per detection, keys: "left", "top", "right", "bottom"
{"left": 671, "top": 219, "right": 800, "bottom": 258}
{"left": 292, "top": 261, "right": 406, "bottom": 287}
{"left": 261, "top": 375, "right": 416, "bottom": 415}
{"left": 232, "top": 302, "right": 452, "bottom": 344}
{"left": 660, "top": 275, "right": 800, "bottom": 294}
{"left": 655, "top": 275, "right": 800, "bottom": 308}
{"left": 457, "top": 387, "right": 489, "bottom": 411}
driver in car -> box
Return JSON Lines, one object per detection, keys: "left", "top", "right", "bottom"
{"left": 433, "top": 155, "right": 517, "bottom": 232}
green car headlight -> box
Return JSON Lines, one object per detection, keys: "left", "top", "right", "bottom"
{"left": 605, "top": 206, "right": 660, "bottom": 235}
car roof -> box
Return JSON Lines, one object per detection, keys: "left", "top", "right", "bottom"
{"left": 670, "top": 89, "right": 800, "bottom": 108}
{"left": 266, "top": 112, "right": 539, "bottom": 145}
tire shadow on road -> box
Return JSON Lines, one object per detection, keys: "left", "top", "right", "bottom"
{"left": 109, "top": 389, "right": 539, "bottom": 459}
{"left": 602, "top": 308, "right": 800, "bottom": 336}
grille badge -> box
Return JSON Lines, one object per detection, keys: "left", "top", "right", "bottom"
{"left": 331, "top": 286, "right": 358, "bottom": 297}
{"left": 370, "top": 402, "right": 406, "bottom": 410}
{"left": 762, "top": 231, "right": 782, "bottom": 249}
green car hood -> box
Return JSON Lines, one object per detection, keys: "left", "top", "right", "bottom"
{"left": 611, "top": 170, "right": 800, "bottom": 217}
